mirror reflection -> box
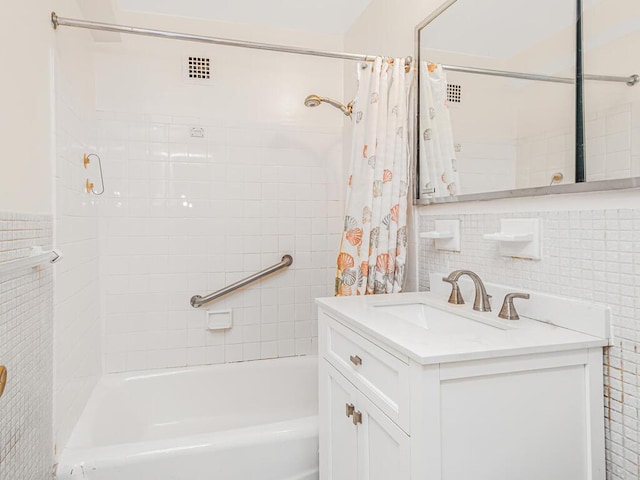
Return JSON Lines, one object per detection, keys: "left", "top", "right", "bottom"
{"left": 417, "top": 0, "right": 578, "bottom": 201}
{"left": 583, "top": 0, "right": 640, "bottom": 182}
{"left": 417, "top": 0, "right": 640, "bottom": 203}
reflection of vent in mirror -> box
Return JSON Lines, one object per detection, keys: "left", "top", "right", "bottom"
{"left": 188, "top": 56, "right": 211, "bottom": 80}
{"left": 447, "top": 84, "right": 462, "bottom": 103}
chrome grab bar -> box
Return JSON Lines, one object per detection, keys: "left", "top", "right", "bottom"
{"left": 190, "top": 255, "right": 293, "bottom": 308}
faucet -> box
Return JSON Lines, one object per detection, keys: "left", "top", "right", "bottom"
{"left": 442, "top": 270, "right": 492, "bottom": 312}
{"left": 498, "top": 292, "right": 530, "bottom": 320}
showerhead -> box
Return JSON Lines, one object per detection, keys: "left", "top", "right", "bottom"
{"left": 304, "top": 94, "right": 353, "bottom": 117}
{"left": 304, "top": 94, "right": 322, "bottom": 108}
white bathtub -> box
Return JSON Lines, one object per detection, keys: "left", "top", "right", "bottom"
{"left": 57, "top": 356, "right": 319, "bottom": 480}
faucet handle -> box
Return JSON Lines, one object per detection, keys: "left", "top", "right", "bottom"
{"left": 498, "top": 293, "right": 530, "bottom": 320}
{"left": 442, "top": 277, "right": 464, "bottom": 305}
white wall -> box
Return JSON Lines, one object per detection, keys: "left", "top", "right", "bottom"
{"left": 0, "top": 2, "right": 53, "bottom": 214}
{"left": 0, "top": 0, "right": 95, "bottom": 472}
{"left": 52, "top": 1, "right": 102, "bottom": 455}
{"left": 92, "top": 11, "right": 345, "bottom": 372}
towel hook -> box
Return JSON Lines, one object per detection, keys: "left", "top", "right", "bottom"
{"left": 83, "top": 153, "right": 105, "bottom": 195}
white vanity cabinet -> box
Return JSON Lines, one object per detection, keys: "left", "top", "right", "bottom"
{"left": 317, "top": 291, "right": 610, "bottom": 480}
{"left": 319, "top": 313, "right": 411, "bottom": 480}
{"left": 320, "top": 360, "right": 410, "bottom": 480}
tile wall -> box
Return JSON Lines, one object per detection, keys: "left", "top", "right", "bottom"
{"left": 98, "top": 113, "right": 343, "bottom": 373}
{"left": 516, "top": 128, "right": 574, "bottom": 188}
{"left": 585, "top": 102, "right": 640, "bottom": 182}
{"left": 52, "top": 26, "right": 102, "bottom": 455}
{"left": 516, "top": 101, "right": 640, "bottom": 188}
{"left": 0, "top": 212, "right": 54, "bottom": 479}
{"left": 418, "top": 208, "right": 640, "bottom": 479}
{"left": 456, "top": 140, "right": 517, "bottom": 195}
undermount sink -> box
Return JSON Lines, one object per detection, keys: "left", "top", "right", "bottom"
{"left": 373, "top": 302, "right": 510, "bottom": 332}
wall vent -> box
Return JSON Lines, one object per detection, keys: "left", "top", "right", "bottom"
{"left": 187, "top": 56, "right": 211, "bottom": 80}
{"left": 447, "top": 83, "right": 462, "bottom": 103}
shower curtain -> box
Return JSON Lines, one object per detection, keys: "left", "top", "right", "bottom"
{"left": 335, "top": 57, "right": 413, "bottom": 296}
{"left": 418, "top": 62, "right": 460, "bottom": 198}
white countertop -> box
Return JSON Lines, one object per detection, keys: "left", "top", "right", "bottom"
{"left": 316, "top": 291, "right": 610, "bottom": 365}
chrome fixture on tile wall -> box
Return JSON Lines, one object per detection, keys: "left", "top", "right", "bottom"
{"left": 304, "top": 94, "right": 354, "bottom": 117}
{"left": 83, "top": 153, "right": 104, "bottom": 195}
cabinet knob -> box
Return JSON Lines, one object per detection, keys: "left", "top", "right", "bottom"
{"left": 346, "top": 403, "right": 355, "bottom": 417}
{"left": 349, "top": 355, "right": 362, "bottom": 366}
{"left": 352, "top": 410, "right": 363, "bottom": 425}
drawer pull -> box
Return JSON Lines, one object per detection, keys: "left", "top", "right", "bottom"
{"left": 352, "top": 410, "right": 363, "bottom": 425}
{"left": 349, "top": 355, "right": 362, "bottom": 366}
{"left": 346, "top": 403, "right": 355, "bottom": 418}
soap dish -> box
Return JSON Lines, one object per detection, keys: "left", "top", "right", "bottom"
{"left": 484, "top": 218, "right": 541, "bottom": 260}
{"left": 420, "top": 219, "right": 460, "bottom": 252}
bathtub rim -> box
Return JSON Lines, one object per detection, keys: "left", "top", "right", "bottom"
{"left": 57, "top": 414, "right": 318, "bottom": 472}
{"left": 102, "top": 354, "right": 319, "bottom": 385}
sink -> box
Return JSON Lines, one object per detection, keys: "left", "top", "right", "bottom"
{"left": 373, "top": 302, "right": 510, "bottom": 332}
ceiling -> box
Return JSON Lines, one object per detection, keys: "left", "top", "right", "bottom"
{"left": 114, "top": 0, "right": 373, "bottom": 34}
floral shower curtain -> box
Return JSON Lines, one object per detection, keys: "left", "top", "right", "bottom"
{"left": 418, "top": 62, "right": 460, "bottom": 198}
{"left": 335, "top": 57, "right": 413, "bottom": 296}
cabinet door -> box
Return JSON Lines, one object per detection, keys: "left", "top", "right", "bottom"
{"left": 320, "top": 361, "right": 359, "bottom": 480}
{"left": 357, "top": 391, "right": 411, "bottom": 480}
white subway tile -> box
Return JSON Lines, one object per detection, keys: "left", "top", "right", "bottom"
{"left": 166, "top": 348, "right": 187, "bottom": 368}
{"left": 187, "top": 347, "right": 206, "bottom": 366}
{"left": 278, "top": 340, "right": 295, "bottom": 357}
{"left": 243, "top": 343, "right": 261, "bottom": 361}
{"left": 97, "top": 118, "right": 340, "bottom": 379}
{"left": 224, "top": 344, "right": 243, "bottom": 362}
{"left": 260, "top": 342, "right": 279, "bottom": 359}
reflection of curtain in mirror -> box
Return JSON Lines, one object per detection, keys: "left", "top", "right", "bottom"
{"left": 335, "top": 57, "right": 413, "bottom": 296}
{"left": 419, "top": 62, "right": 460, "bottom": 197}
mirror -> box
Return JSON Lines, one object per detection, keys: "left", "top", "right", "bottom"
{"left": 415, "top": 0, "right": 640, "bottom": 204}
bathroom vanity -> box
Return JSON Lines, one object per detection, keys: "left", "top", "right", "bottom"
{"left": 317, "top": 275, "right": 611, "bottom": 480}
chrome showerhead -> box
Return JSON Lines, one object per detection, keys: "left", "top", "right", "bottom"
{"left": 304, "top": 94, "right": 353, "bottom": 117}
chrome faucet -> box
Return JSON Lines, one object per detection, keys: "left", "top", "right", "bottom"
{"left": 498, "top": 293, "right": 530, "bottom": 320}
{"left": 442, "top": 270, "right": 492, "bottom": 312}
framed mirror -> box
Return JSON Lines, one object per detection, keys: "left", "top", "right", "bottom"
{"left": 415, "top": 0, "right": 640, "bottom": 204}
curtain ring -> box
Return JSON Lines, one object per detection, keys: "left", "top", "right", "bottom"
{"left": 404, "top": 56, "right": 413, "bottom": 73}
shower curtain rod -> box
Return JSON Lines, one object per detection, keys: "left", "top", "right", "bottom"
{"left": 51, "top": 13, "right": 412, "bottom": 69}
{"left": 438, "top": 63, "right": 639, "bottom": 86}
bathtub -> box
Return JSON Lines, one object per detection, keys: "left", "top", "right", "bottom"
{"left": 57, "top": 356, "right": 319, "bottom": 480}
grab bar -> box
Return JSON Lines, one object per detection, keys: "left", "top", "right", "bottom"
{"left": 190, "top": 255, "right": 293, "bottom": 308}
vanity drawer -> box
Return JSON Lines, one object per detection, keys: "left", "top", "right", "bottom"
{"left": 319, "top": 311, "right": 411, "bottom": 432}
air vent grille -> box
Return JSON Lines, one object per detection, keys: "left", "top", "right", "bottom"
{"left": 447, "top": 83, "right": 462, "bottom": 103}
{"left": 188, "top": 56, "right": 211, "bottom": 80}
